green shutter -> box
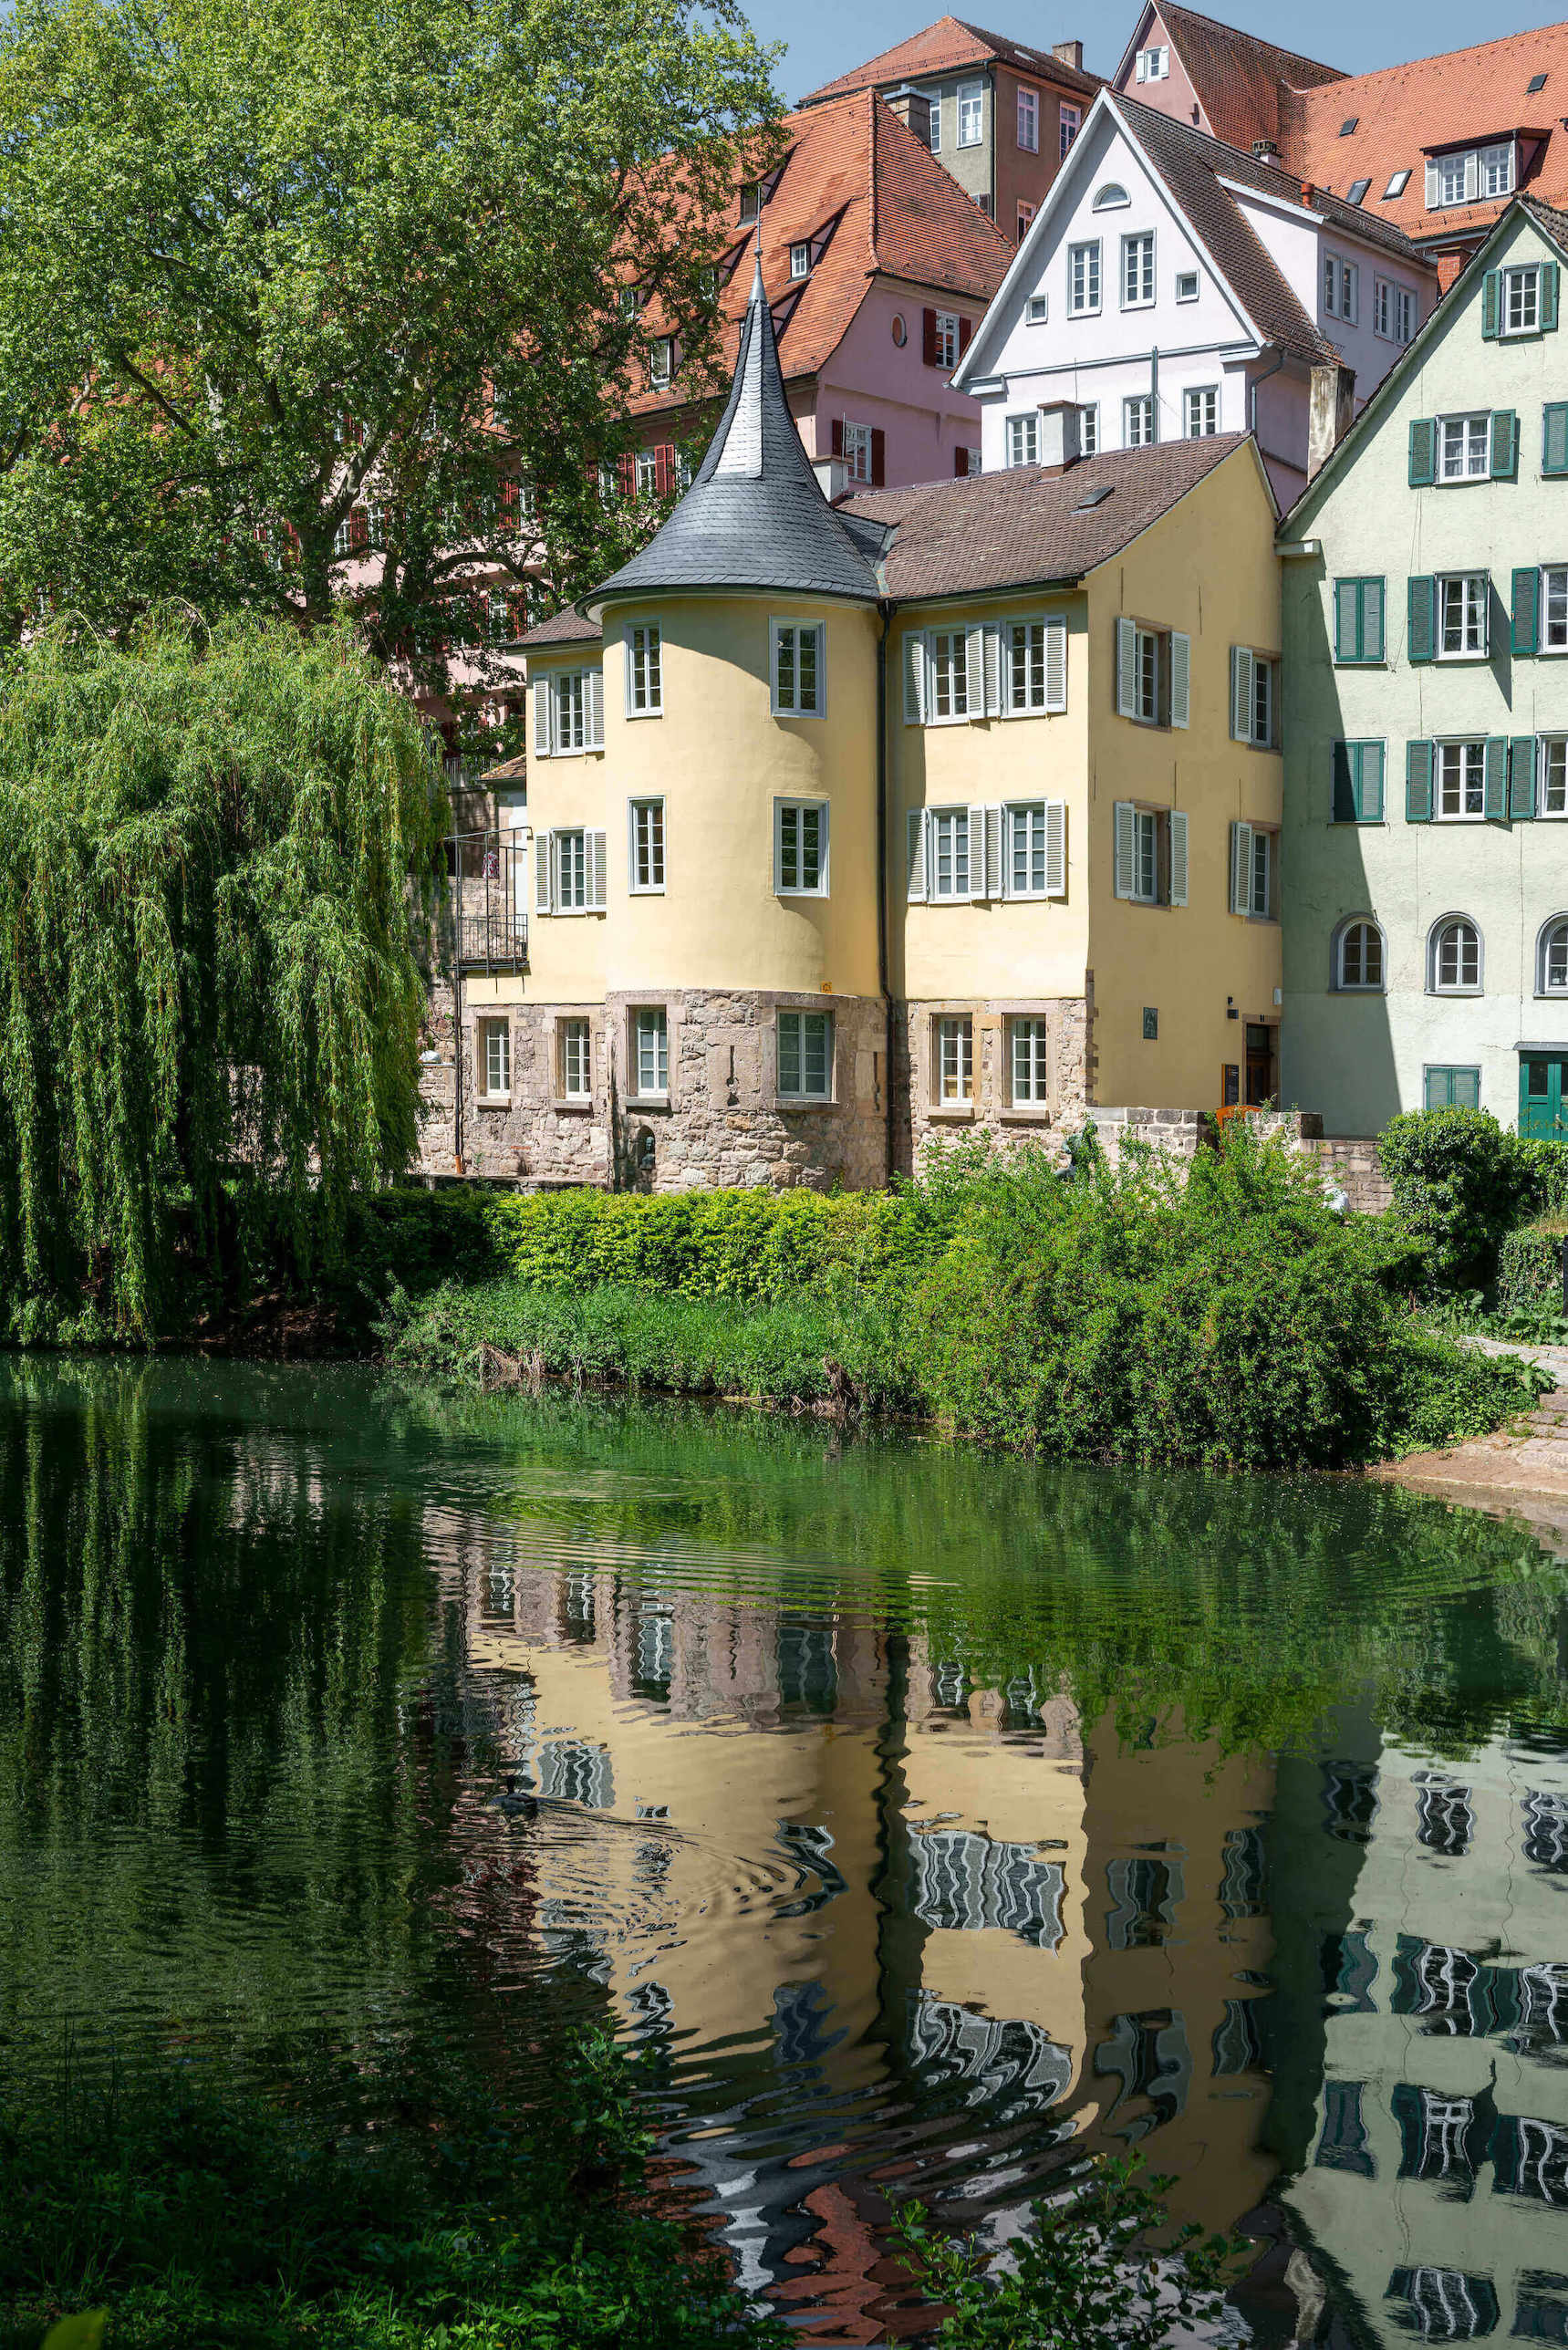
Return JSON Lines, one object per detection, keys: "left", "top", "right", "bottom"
{"left": 1406, "top": 739, "right": 1434, "bottom": 822}
{"left": 1545, "top": 403, "right": 1568, "bottom": 477}
{"left": 1334, "top": 579, "right": 1359, "bottom": 663}
{"left": 1409, "top": 418, "right": 1437, "bottom": 486}
{"left": 1491, "top": 408, "right": 1519, "bottom": 479}
{"left": 1424, "top": 1066, "right": 1450, "bottom": 1109}
{"left": 1363, "top": 577, "right": 1386, "bottom": 663}
{"left": 1454, "top": 1067, "right": 1481, "bottom": 1109}
{"left": 1485, "top": 735, "right": 1509, "bottom": 818}
{"left": 1332, "top": 742, "right": 1356, "bottom": 822}
{"left": 1511, "top": 734, "right": 1537, "bottom": 820}
{"left": 1483, "top": 270, "right": 1501, "bottom": 338}
{"left": 1362, "top": 740, "right": 1385, "bottom": 823}
{"left": 1407, "top": 575, "right": 1436, "bottom": 664}
{"left": 1513, "top": 566, "right": 1541, "bottom": 654}
{"left": 1544, "top": 262, "right": 1561, "bottom": 332}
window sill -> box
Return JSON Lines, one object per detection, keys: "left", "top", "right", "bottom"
{"left": 628, "top": 886, "right": 667, "bottom": 896}
{"left": 775, "top": 888, "right": 831, "bottom": 899}
{"left": 553, "top": 1097, "right": 594, "bottom": 1113}
{"left": 1000, "top": 1105, "right": 1053, "bottom": 1122}
{"left": 1333, "top": 659, "right": 1386, "bottom": 670}
{"left": 1435, "top": 652, "right": 1490, "bottom": 662}
{"left": 625, "top": 1094, "right": 671, "bottom": 1112}
{"left": 476, "top": 1094, "right": 512, "bottom": 1109}
{"left": 625, "top": 710, "right": 664, "bottom": 721}
{"left": 1428, "top": 988, "right": 1483, "bottom": 999}
{"left": 776, "top": 1096, "right": 838, "bottom": 1112}
{"left": 928, "top": 1104, "right": 976, "bottom": 1121}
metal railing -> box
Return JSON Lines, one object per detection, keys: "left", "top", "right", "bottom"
{"left": 447, "top": 829, "right": 527, "bottom": 972}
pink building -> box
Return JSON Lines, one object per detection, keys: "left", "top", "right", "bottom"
{"left": 625, "top": 88, "right": 1016, "bottom": 491}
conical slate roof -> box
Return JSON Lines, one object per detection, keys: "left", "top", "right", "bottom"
{"left": 584, "top": 257, "right": 883, "bottom": 616}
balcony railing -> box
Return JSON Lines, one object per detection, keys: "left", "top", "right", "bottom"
{"left": 447, "top": 828, "right": 527, "bottom": 972}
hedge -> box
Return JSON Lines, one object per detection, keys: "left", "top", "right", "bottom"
{"left": 1378, "top": 1109, "right": 1568, "bottom": 1295}
{"left": 1497, "top": 1219, "right": 1568, "bottom": 1321}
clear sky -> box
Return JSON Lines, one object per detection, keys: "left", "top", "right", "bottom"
{"left": 756, "top": 0, "right": 1568, "bottom": 108}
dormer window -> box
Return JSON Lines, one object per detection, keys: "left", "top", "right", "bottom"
{"left": 739, "top": 180, "right": 759, "bottom": 222}
{"left": 649, "top": 338, "right": 674, "bottom": 388}
{"left": 1427, "top": 140, "right": 1514, "bottom": 208}
{"left": 790, "top": 242, "right": 811, "bottom": 279}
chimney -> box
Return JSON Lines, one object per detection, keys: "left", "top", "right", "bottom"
{"left": 812, "top": 452, "right": 848, "bottom": 502}
{"left": 1251, "top": 138, "right": 1280, "bottom": 162}
{"left": 1307, "top": 361, "right": 1355, "bottom": 479}
{"left": 1052, "top": 38, "right": 1084, "bottom": 70}
{"left": 883, "top": 84, "right": 932, "bottom": 148}
{"left": 1036, "top": 400, "right": 1081, "bottom": 470}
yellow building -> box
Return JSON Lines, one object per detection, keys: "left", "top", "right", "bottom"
{"left": 465, "top": 259, "right": 1284, "bottom": 1188}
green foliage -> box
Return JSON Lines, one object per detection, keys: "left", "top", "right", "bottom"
{"left": 892, "top": 2157, "right": 1247, "bottom": 2350}
{"left": 1378, "top": 1108, "right": 1568, "bottom": 1294}
{"left": 0, "top": 618, "right": 446, "bottom": 1337}
{"left": 908, "top": 1128, "right": 1529, "bottom": 1469}
{"left": 0, "top": 0, "right": 781, "bottom": 716}
{"left": 0, "top": 2039, "right": 793, "bottom": 2350}
{"left": 491, "top": 1183, "right": 939, "bottom": 1305}
{"left": 1497, "top": 1219, "right": 1568, "bottom": 1321}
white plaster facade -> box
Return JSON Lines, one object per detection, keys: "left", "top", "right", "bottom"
{"left": 954, "top": 90, "right": 1437, "bottom": 509}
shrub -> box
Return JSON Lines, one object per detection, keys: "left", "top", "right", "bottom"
{"left": 487, "top": 1184, "right": 938, "bottom": 1305}
{"left": 1377, "top": 1107, "right": 1532, "bottom": 1294}
{"left": 1497, "top": 1218, "right": 1568, "bottom": 1324}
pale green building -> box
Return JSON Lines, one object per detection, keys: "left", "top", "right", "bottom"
{"left": 1280, "top": 196, "right": 1568, "bottom": 1139}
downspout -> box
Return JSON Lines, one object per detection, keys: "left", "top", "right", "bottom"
{"left": 1250, "top": 344, "right": 1284, "bottom": 440}
{"left": 877, "top": 600, "right": 896, "bottom": 1186}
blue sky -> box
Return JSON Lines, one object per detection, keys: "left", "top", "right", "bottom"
{"left": 756, "top": 1, "right": 1568, "bottom": 108}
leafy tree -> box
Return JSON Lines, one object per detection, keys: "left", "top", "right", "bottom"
{"left": 0, "top": 0, "right": 780, "bottom": 742}
{"left": 0, "top": 615, "right": 447, "bottom": 1337}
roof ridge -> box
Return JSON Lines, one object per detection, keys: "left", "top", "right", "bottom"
{"left": 1154, "top": 0, "right": 1346, "bottom": 85}
{"left": 867, "top": 87, "right": 879, "bottom": 260}
{"left": 1295, "top": 17, "right": 1568, "bottom": 98}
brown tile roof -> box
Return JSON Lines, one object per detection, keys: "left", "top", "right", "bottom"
{"left": 1280, "top": 22, "right": 1568, "bottom": 250}
{"left": 840, "top": 433, "right": 1255, "bottom": 598}
{"left": 800, "top": 16, "right": 1099, "bottom": 108}
{"left": 626, "top": 90, "right": 1013, "bottom": 426}
{"left": 1134, "top": 3, "right": 1345, "bottom": 154}
{"left": 519, "top": 607, "right": 602, "bottom": 650}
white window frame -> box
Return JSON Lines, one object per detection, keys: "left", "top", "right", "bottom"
{"left": 1016, "top": 85, "right": 1038, "bottom": 152}
{"left": 1067, "top": 240, "right": 1101, "bottom": 317}
{"left": 628, "top": 796, "right": 665, "bottom": 893}
{"left": 1323, "top": 254, "right": 1357, "bottom": 324}
{"left": 789, "top": 241, "right": 811, "bottom": 279}
{"left": 1542, "top": 568, "right": 1568, "bottom": 655}
{"left": 1231, "top": 821, "right": 1273, "bottom": 919}
{"left": 1121, "top": 230, "right": 1155, "bottom": 310}
{"left": 774, "top": 796, "right": 829, "bottom": 896}
{"left": 1542, "top": 736, "right": 1568, "bottom": 816}
{"left": 933, "top": 309, "right": 961, "bottom": 370}
{"left": 1539, "top": 916, "right": 1568, "bottom": 993}
{"left": 635, "top": 448, "right": 657, "bottom": 498}
{"left": 934, "top": 1014, "right": 974, "bottom": 1105}
{"left": 626, "top": 622, "right": 662, "bottom": 717}
{"left": 1373, "top": 276, "right": 1392, "bottom": 338}
{"left": 1397, "top": 286, "right": 1415, "bottom": 343}
{"left": 1437, "top": 573, "right": 1488, "bottom": 660}
{"left": 929, "top": 806, "right": 973, "bottom": 899}
{"left": 1059, "top": 103, "right": 1080, "bottom": 159}
{"left": 559, "top": 1017, "right": 592, "bottom": 1102}
{"left": 928, "top": 631, "right": 971, "bottom": 723}
{"left": 843, "top": 420, "right": 873, "bottom": 483}
{"left": 649, "top": 337, "right": 674, "bottom": 388}
{"left": 1175, "top": 269, "right": 1199, "bottom": 303}
{"left": 478, "top": 1016, "right": 511, "bottom": 1101}
{"left": 1231, "top": 647, "right": 1275, "bottom": 748}
{"left": 1439, "top": 412, "right": 1491, "bottom": 482}
{"left": 1136, "top": 45, "right": 1168, "bottom": 79}
{"left": 1504, "top": 262, "right": 1542, "bottom": 336}
{"left": 1133, "top": 625, "right": 1159, "bottom": 723}
{"left": 1129, "top": 806, "right": 1160, "bottom": 902}
{"left": 1124, "top": 392, "right": 1156, "bottom": 449}
{"left": 556, "top": 826, "right": 589, "bottom": 910}
{"left": 1026, "top": 293, "right": 1049, "bottom": 324}
{"left": 631, "top": 1005, "right": 669, "bottom": 1097}
{"left": 1016, "top": 200, "right": 1036, "bottom": 242}
{"left": 1009, "top": 1015, "right": 1050, "bottom": 1105}
{"left": 1335, "top": 919, "right": 1386, "bottom": 993}
{"left": 1004, "top": 616, "right": 1067, "bottom": 716}
{"left": 1007, "top": 411, "right": 1040, "bottom": 467}
{"left": 1436, "top": 740, "right": 1487, "bottom": 820}
{"left": 776, "top": 1008, "right": 833, "bottom": 1101}
{"left": 1078, "top": 403, "right": 1098, "bottom": 455}
{"left": 957, "top": 83, "right": 983, "bottom": 147}
{"left": 1184, "top": 385, "right": 1219, "bottom": 438}
{"left": 928, "top": 92, "right": 941, "bottom": 154}
{"left": 1428, "top": 916, "right": 1483, "bottom": 995}
{"left": 772, "top": 618, "right": 826, "bottom": 716}
{"left": 1002, "top": 799, "right": 1066, "bottom": 897}
{"left": 1481, "top": 140, "right": 1514, "bottom": 196}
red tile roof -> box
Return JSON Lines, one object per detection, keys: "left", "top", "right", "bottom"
{"left": 1127, "top": 4, "right": 1345, "bottom": 154}
{"left": 626, "top": 90, "right": 1013, "bottom": 423}
{"left": 1281, "top": 22, "right": 1568, "bottom": 250}
{"left": 800, "top": 15, "right": 1099, "bottom": 108}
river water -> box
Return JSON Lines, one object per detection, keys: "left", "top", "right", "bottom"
{"left": 4, "top": 1358, "right": 1568, "bottom": 2345}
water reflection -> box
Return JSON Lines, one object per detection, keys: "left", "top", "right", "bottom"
{"left": 5, "top": 1363, "right": 1568, "bottom": 2344}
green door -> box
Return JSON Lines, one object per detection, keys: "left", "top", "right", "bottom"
{"left": 1520, "top": 1053, "right": 1568, "bottom": 1138}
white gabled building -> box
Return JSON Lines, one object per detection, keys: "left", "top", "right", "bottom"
{"left": 954, "top": 89, "right": 1439, "bottom": 507}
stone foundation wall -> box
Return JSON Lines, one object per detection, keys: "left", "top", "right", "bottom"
{"left": 899, "top": 997, "right": 1091, "bottom": 1172}
{"left": 1299, "top": 1135, "right": 1393, "bottom": 1213}
{"left": 604, "top": 988, "right": 887, "bottom": 1192}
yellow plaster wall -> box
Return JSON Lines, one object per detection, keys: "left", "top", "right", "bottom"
{"left": 891, "top": 596, "right": 1091, "bottom": 1003}
{"left": 597, "top": 596, "right": 883, "bottom": 999}
{"left": 525, "top": 646, "right": 609, "bottom": 1003}
{"left": 1085, "top": 445, "right": 1283, "bottom": 1108}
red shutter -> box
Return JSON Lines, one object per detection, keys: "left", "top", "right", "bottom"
{"left": 958, "top": 317, "right": 973, "bottom": 355}
{"left": 922, "top": 307, "right": 939, "bottom": 366}
{"left": 871, "top": 428, "right": 886, "bottom": 486}
{"left": 953, "top": 447, "right": 968, "bottom": 478}
{"left": 349, "top": 507, "right": 368, "bottom": 550}
{"left": 618, "top": 452, "right": 637, "bottom": 498}
{"left": 831, "top": 417, "right": 844, "bottom": 456}
{"left": 655, "top": 443, "right": 674, "bottom": 498}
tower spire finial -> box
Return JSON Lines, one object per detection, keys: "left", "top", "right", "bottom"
{"left": 750, "top": 223, "right": 763, "bottom": 303}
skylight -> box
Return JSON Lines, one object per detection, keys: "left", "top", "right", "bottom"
{"left": 1347, "top": 178, "right": 1371, "bottom": 203}
{"left": 1074, "top": 484, "right": 1113, "bottom": 510}
{"left": 1529, "top": 71, "right": 1548, "bottom": 93}
{"left": 1384, "top": 168, "right": 1410, "bottom": 197}
{"left": 1339, "top": 117, "right": 1359, "bottom": 136}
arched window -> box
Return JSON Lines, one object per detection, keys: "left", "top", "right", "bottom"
{"left": 1335, "top": 918, "right": 1386, "bottom": 991}
{"left": 1428, "top": 916, "right": 1482, "bottom": 994}
{"left": 1092, "top": 182, "right": 1130, "bottom": 210}
{"left": 1541, "top": 917, "right": 1568, "bottom": 995}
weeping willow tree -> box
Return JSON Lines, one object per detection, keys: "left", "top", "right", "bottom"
{"left": 0, "top": 616, "right": 447, "bottom": 1337}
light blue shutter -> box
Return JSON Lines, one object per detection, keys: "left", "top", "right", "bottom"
{"left": 1169, "top": 631, "right": 1190, "bottom": 729}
